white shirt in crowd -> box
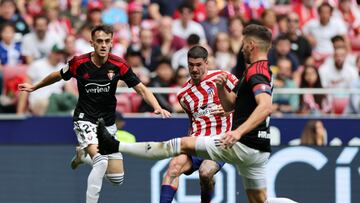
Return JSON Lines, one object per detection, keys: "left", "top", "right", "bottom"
{"left": 302, "top": 17, "right": 347, "bottom": 55}
{"left": 21, "top": 31, "right": 62, "bottom": 60}
{"left": 172, "top": 19, "right": 207, "bottom": 44}
{"left": 27, "top": 58, "right": 66, "bottom": 106}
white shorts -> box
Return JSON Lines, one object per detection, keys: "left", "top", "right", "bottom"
{"left": 74, "top": 120, "right": 123, "bottom": 160}
{"left": 195, "top": 135, "right": 270, "bottom": 180}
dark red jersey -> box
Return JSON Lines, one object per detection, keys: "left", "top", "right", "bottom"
{"left": 60, "top": 52, "right": 140, "bottom": 125}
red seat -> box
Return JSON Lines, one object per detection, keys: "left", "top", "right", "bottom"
{"left": 2, "top": 64, "right": 28, "bottom": 96}
{"left": 332, "top": 97, "right": 349, "bottom": 115}
{"left": 116, "top": 94, "right": 132, "bottom": 113}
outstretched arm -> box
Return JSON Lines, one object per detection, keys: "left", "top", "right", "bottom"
{"left": 132, "top": 83, "right": 171, "bottom": 118}
{"left": 18, "top": 71, "right": 62, "bottom": 92}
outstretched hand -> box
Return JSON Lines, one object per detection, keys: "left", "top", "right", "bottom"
{"left": 18, "top": 83, "right": 35, "bottom": 92}
{"left": 154, "top": 108, "right": 172, "bottom": 118}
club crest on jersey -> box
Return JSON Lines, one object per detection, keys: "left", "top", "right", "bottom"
{"left": 107, "top": 70, "right": 115, "bottom": 80}
{"left": 207, "top": 87, "right": 215, "bottom": 96}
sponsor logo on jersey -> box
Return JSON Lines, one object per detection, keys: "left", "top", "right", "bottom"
{"left": 85, "top": 83, "right": 111, "bottom": 93}
{"left": 193, "top": 108, "right": 211, "bottom": 118}
{"left": 107, "top": 70, "right": 115, "bottom": 80}
{"left": 258, "top": 131, "right": 270, "bottom": 139}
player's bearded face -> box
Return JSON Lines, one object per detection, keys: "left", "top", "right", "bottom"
{"left": 242, "top": 39, "right": 253, "bottom": 64}
{"left": 188, "top": 58, "right": 207, "bottom": 82}
{"left": 91, "top": 31, "right": 113, "bottom": 57}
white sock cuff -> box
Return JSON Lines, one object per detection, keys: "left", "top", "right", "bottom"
{"left": 169, "top": 138, "right": 181, "bottom": 155}
{"left": 92, "top": 154, "right": 108, "bottom": 166}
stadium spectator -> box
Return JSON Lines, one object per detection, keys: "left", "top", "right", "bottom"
{"left": 0, "top": 22, "right": 22, "bottom": 65}
{"left": 139, "top": 57, "right": 174, "bottom": 112}
{"left": 298, "top": 64, "right": 331, "bottom": 115}
{"left": 172, "top": 34, "right": 200, "bottom": 70}
{"left": 268, "top": 34, "right": 300, "bottom": 72}
{"left": 300, "top": 120, "right": 327, "bottom": 146}
{"left": 153, "top": 16, "right": 186, "bottom": 57}
{"left": 21, "top": 14, "right": 62, "bottom": 64}
{"left": 332, "top": 0, "right": 360, "bottom": 32}
{"left": 272, "top": 58, "right": 299, "bottom": 114}
{"left": 168, "top": 66, "right": 189, "bottom": 113}
{"left": 291, "top": 0, "right": 317, "bottom": 28}
{"left": 63, "top": 34, "right": 77, "bottom": 61}
{"left": 114, "top": 111, "right": 136, "bottom": 143}
{"left": 101, "top": 0, "right": 127, "bottom": 26}
{"left": 130, "top": 28, "right": 162, "bottom": 72}
{"left": 201, "top": 0, "right": 228, "bottom": 47}
{"left": 87, "top": 1, "right": 104, "bottom": 26}
{"left": 260, "top": 9, "right": 280, "bottom": 39}
{"left": 213, "top": 32, "right": 236, "bottom": 71}
{"left": 17, "top": 44, "right": 72, "bottom": 115}
{"left": 148, "top": 0, "right": 183, "bottom": 20}
{"left": 0, "top": 0, "right": 30, "bottom": 37}
{"left": 125, "top": 46, "right": 150, "bottom": 85}
{"left": 286, "top": 12, "right": 312, "bottom": 65}
{"left": 75, "top": 23, "right": 93, "bottom": 54}
{"left": 346, "top": 55, "right": 360, "bottom": 114}
{"left": 220, "top": 0, "right": 269, "bottom": 22}
{"left": 302, "top": 2, "right": 347, "bottom": 61}
{"left": 172, "top": 2, "right": 207, "bottom": 44}
{"left": 228, "top": 16, "right": 244, "bottom": 55}
{"left": 46, "top": 3, "right": 73, "bottom": 41}
{"left": 173, "top": 0, "right": 207, "bottom": 22}
{"left": 63, "top": 0, "right": 87, "bottom": 31}
{"left": 319, "top": 47, "right": 358, "bottom": 89}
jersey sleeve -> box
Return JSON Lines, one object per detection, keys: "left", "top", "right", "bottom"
{"left": 246, "top": 61, "right": 272, "bottom": 96}
{"left": 121, "top": 68, "right": 141, "bottom": 88}
{"left": 60, "top": 63, "right": 73, "bottom": 81}
{"left": 224, "top": 72, "right": 239, "bottom": 92}
{"left": 248, "top": 75, "right": 272, "bottom": 96}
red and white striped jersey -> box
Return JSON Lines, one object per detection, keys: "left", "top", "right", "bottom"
{"left": 177, "top": 70, "right": 238, "bottom": 137}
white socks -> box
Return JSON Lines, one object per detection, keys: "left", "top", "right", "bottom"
{"left": 82, "top": 154, "right": 93, "bottom": 165}
{"left": 86, "top": 154, "right": 108, "bottom": 203}
{"left": 118, "top": 138, "right": 181, "bottom": 160}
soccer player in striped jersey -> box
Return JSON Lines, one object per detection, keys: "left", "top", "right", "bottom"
{"left": 160, "top": 45, "right": 238, "bottom": 203}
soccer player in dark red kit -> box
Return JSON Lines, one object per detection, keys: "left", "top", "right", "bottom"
{"left": 18, "top": 24, "right": 171, "bottom": 203}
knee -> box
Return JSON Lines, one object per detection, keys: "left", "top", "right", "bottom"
{"left": 106, "top": 173, "right": 124, "bottom": 186}
{"left": 166, "top": 163, "right": 183, "bottom": 178}
{"left": 198, "top": 169, "right": 214, "bottom": 182}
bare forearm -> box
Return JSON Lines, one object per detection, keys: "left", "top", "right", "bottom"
{"left": 217, "top": 87, "right": 236, "bottom": 112}
{"left": 235, "top": 103, "right": 271, "bottom": 136}
{"left": 135, "top": 84, "right": 162, "bottom": 110}
{"left": 34, "top": 71, "right": 62, "bottom": 91}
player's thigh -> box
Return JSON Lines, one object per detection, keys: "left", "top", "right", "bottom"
{"left": 86, "top": 144, "right": 99, "bottom": 157}
{"left": 107, "top": 159, "right": 124, "bottom": 174}
{"left": 167, "top": 154, "right": 193, "bottom": 174}
{"left": 198, "top": 160, "right": 223, "bottom": 178}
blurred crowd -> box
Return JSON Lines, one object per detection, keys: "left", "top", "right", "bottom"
{"left": 0, "top": 0, "right": 360, "bottom": 115}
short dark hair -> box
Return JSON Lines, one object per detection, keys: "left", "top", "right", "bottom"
{"left": 91, "top": 24, "right": 113, "bottom": 39}
{"left": 243, "top": 24, "right": 272, "bottom": 50}
{"left": 318, "top": 2, "right": 333, "bottom": 14}
{"left": 33, "top": 14, "right": 49, "bottom": 26}
{"left": 178, "top": 1, "right": 194, "bottom": 13}
{"left": 275, "top": 34, "right": 290, "bottom": 44}
{"left": 0, "top": 21, "right": 15, "bottom": 33}
{"left": 187, "top": 34, "right": 200, "bottom": 46}
{"left": 188, "top": 45, "right": 208, "bottom": 60}
{"left": 331, "top": 35, "right": 345, "bottom": 44}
